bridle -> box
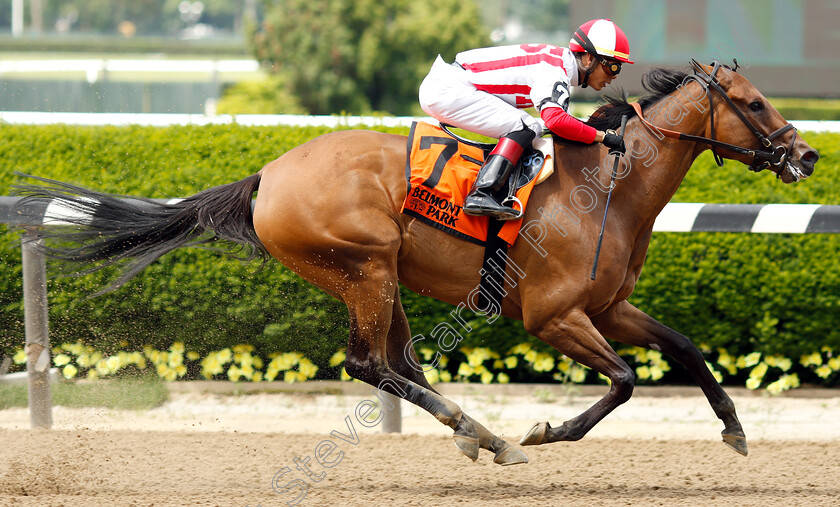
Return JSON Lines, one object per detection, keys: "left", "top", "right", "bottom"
{"left": 630, "top": 59, "right": 797, "bottom": 178}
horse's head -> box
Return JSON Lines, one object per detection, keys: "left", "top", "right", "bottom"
{"left": 690, "top": 60, "right": 818, "bottom": 183}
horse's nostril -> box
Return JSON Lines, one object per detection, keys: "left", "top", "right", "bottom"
{"left": 800, "top": 149, "right": 819, "bottom": 175}
{"left": 802, "top": 149, "right": 819, "bottom": 164}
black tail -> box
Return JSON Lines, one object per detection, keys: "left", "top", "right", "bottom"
{"left": 13, "top": 172, "right": 267, "bottom": 294}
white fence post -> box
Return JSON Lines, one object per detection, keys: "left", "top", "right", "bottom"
{"left": 380, "top": 392, "right": 402, "bottom": 434}
{"left": 21, "top": 231, "right": 52, "bottom": 429}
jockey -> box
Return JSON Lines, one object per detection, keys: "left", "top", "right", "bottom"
{"left": 419, "top": 18, "right": 633, "bottom": 220}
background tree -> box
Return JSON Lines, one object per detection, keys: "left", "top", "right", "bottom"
{"left": 250, "top": 0, "right": 489, "bottom": 115}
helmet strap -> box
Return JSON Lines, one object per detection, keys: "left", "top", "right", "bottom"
{"left": 573, "top": 28, "right": 602, "bottom": 89}
{"left": 576, "top": 53, "right": 598, "bottom": 89}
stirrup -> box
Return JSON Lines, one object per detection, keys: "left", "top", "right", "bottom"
{"left": 500, "top": 196, "right": 524, "bottom": 220}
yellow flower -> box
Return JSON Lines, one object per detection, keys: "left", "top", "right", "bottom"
{"left": 252, "top": 371, "right": 264, "bottom": 382}
{"left": 187, "top": 351, "right": 200, "bottom": 361}
{"left": 532, "top": 353, "right": 554, "bottom": 372}
{"left": 503, "top": 356, "right": 518, "bottom": 369}
{"left": 87, "top": 369, "right": 99, "bottom": 380}
{"left": 480, "top": 371, "right": 494, "bottom": 384}
{"left": 649, "top": 365, "right": 665, "bottom": 381}
{"left": 828, "top": 357, "right": 840, "bottom": 371}
{"left": 298, "top": 359, "right": 319, "bottom": 379}
{"left": 524, "top": 350, "right": 538, "bottom": 363}
{"left": 238, "top": 352, "right": 254, "bottom": 369}
{"left": 764, "top": 355, "right": 792, "bottom": 371}
{"left": 200, "top": 354, "right": 224, "bottom": 379}
{"left": 424, "top": 369, "right": 440, "bottom": 385}
{"left": 815, "top": 365, "right": 833, "bottom": 379}
{"left": 749, "top": 362, "right": 768, "bottom": 381}
{"left": 717, "top": 349, "right": 737, "bottom": 375}
{"left": 168, "top": 353, "right": 184, "bottom": 369}
{"left": 329, "top": 350, "right": 346, "bottom": 367}
{"left": 636, "top": 365, "right": 651, "bottom": 380}
{"left": 743, "top": 352, "right": 762, "bottom": 368}
{"left": 466, "top": 348, "right": 491, "bottom": 367}
{"left": 493, "top": 359, "right": 505, "bottom": 370}
{"left": 766, "top": 373, "right": 800, "bottom": 395}
{"left": 107, "top": 355, "right": 123, "bottom": 372}
{"left": 496, "top": 372, "right": 510, "bottom": 384}
{"left": 62, "top": 364, "right": 78, "bottom": 379}
{"left": 233, "top": 344, "right": 254, "bottom": 353}
{"left": 569, "top": 366, "right": 587, "bottom": 383}
{"left": 216, "top": 348, "right": 233, "bottom": 364}
{"left": 61, "top": 342, "right": 85, "bottom": 356}
{"left": 438, "top": 354, "right": 449, "bottom": 368}
{"left": 419, "top": 347, "right": 435, "bottom": 361}
{"left": 272, "top": 352, "right": 301, "bottom": 371}
{"left": 509, "top": 343, "right": 531, "bottom": 355}
{"left": 654, "top": 359, "right": 671, "bottom": 373}
{"left": 556, "top": 358, "right": 571, "bottom": 373}
{"left": 170, "top": 342, "right": 186, "bottom": 354}
{"left": 457, "top": 362, "right": 473, "bottom": 378}
{"left": 53, "top": 354, "right": 71, "bottom": 367}
{"left": 439, "top": 370, "right": 452, "bottom": 382}
{"left": 340, "top": 367, "right": 352, "bottom": 381}
{"left": 228, "top": 365, "right": 243, "bottom": 382}
{"left": 746, "top": 377, "right": 761, "bottom": 390}
{"left": 283, "top": 371, "right": 306, "bottom": 384}
{"left": 800, "top": 352, "right": 823, "bottom": 367}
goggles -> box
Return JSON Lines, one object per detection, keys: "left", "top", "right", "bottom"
{"left": 600, "top": 58, "right": 622, "bottom": 76}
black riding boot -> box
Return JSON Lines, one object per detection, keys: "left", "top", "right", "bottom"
{"left": 463, "top": 129, "right": 534, "bottom": 221}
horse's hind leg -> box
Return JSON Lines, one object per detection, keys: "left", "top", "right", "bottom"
{"left": 384, "top": 294, "right": 528, "bottom": 465}
{"left": 343, "top": 279, "right": 521, "bottom": 464}
{"left": 520, "top": 309, "right": 636, "bottom": 446}
{"left": 591, "top": 300, "right": 747, "bottom": 456}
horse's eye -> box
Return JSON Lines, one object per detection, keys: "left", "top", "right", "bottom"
{"left": 748, "top": 100, "right": 764, "bottom": 112}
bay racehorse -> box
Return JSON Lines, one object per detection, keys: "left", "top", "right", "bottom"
{"left": 15, "top": 61, "right": 818, "bottom": 466}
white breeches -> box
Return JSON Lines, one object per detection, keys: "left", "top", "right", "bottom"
{"left": 419, "top": 55, "right": 544, "bottom": 139}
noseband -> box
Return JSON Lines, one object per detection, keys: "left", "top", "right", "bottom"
{"left": 631, "top": 60, "right": 797, "bottom": 178}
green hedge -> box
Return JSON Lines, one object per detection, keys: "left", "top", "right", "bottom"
{"left": 0, "top": 124, "right": 838, "bottom": 385}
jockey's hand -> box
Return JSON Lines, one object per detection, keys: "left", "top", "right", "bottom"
{"left": 601, "top": 130, "right": 626, "bottom": 154}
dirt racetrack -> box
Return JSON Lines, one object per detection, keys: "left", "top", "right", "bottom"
{"left": 2, "top": 383, "right": 839, "bottom": 506}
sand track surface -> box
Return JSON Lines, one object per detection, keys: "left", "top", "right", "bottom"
{"left": 2, "top": 384, "right": 839, "bottom": 506}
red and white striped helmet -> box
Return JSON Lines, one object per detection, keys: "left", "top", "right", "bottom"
{"left": 569, "top": 19, "right": 634, "bottom": 64}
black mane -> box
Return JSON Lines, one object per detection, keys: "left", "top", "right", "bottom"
{"left": 583, "top": 67, "right": 690, "bottom": 132}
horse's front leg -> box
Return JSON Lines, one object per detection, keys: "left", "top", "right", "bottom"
{"left": 520, "top": 309, "right": 636, "bottom": 446}
{"left": 591, "top": 300, "right": 747, "bottom": 456}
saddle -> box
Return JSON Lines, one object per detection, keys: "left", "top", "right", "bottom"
{"left": 402, "top": 121, "right": 553, "bottom": 246}
{"left": 402, "top": 121, "right": 555, "bottom": 315}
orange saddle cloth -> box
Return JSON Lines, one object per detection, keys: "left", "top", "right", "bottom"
{"left": 401, "top": 121, "right": 543, "bottom": 246}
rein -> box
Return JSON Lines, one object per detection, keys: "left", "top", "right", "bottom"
{"left": 629, "top": 60, "right": 796, "bottom": 178}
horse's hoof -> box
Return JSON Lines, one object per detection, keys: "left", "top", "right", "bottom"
{"left": 722, "top": 432, "right": 748, "bottom": 456}
{"left": 519, "top": 421, "right": 549, "bottom": 446}
{"left": 453, "top": 434, "right": 480, "bottom": 461}
{"left": 493, "top": 445, "right": 529, "bottom": 466}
